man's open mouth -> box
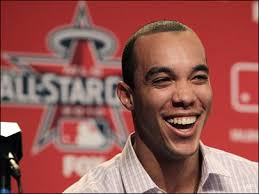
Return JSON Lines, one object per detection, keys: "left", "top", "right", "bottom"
{"left": 165, "top": 116, "right": 197, "bottom": 130}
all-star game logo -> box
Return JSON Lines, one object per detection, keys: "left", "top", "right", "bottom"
{"left": 1, "top": 2, "right": 129, "bottom": 177}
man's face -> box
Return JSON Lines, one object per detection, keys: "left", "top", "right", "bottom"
{"left": 131, "top": 31, "right": 212, "bottom": 159}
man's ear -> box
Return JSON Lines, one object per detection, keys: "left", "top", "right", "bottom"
{"left": 116, "top": 81, "right": 134, "bottom": 110}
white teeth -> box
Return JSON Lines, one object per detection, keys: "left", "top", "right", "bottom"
{"left": 167, "top": 116, "right": 196, "bottom": 125}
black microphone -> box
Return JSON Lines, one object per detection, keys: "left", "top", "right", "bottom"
{"left": 0, "top": 122, "right": 23, "bottom": 194}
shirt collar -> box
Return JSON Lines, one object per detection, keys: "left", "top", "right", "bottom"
{"left": 199, "top": 141, "right": 231, "bottom": 188}
{"left": 119, "top": 133, "right": 163, "bottom": 193}
{"left": 119, "top": 134, "right": 231, "bottom": 193}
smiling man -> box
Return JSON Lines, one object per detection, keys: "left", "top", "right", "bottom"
{"left": 64, "top": 20, "right": 258, "bottom": 193}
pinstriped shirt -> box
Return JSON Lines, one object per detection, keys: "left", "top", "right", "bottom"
{"left": 64, "top": 134, "right": 258, "bottom": 193}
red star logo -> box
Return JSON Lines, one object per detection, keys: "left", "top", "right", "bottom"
{"left": 2, "top": 1, "right": 128, "bottom": 154}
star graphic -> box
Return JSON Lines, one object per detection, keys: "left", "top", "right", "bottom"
{"left": 2, "top": 1, "right": 128, "bottom": 154}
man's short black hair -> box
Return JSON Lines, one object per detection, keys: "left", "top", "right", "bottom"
{"left": 121, "top": 20, "right": 190, "bottom": 88}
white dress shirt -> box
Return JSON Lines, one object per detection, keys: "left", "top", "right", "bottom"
{"left": 64, "top": 134, "right": 258, "bottom": 193}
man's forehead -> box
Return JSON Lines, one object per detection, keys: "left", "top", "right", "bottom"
{"left": 133, "top": 30, "right": 204, "bottom": 59}
{"left": 134, "top": 30, "right": 205, "bottom": 59}
{"left": 131, "top": 30, "right": 207, "bottom": 81}
{"left": 135, "top": 30, "right": 194, "bottom": 45}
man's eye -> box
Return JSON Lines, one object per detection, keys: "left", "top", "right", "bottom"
{"left": 192, "top": 75, "right": 208, "bottom": 83}
{"left": 152, "top": 77, "right": 171, "bottom": 85}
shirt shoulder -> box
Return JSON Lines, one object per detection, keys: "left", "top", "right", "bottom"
{"left": 205, "top": 145, "right": 258, "bottom": 170}
{"left": 203, "top": 145, "right": 258, "bottom": 192}
{"left": 63, "top": 154, "right": 123, "bottom": 193}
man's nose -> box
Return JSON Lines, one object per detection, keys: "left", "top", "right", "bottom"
{"left": 171, "top": 81, "right": 196, "bottom": 108}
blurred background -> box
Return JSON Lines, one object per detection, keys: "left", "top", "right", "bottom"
{"left": 1, "top": 1, "right": 258, "bottom": 193}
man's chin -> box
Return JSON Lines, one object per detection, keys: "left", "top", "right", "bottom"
{"left": 162, "top": 142, "right": 200, "bottom": 161}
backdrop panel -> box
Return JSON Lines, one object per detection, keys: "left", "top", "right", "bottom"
{"left": 1, "top": 1, "right": 258, "bottom": 192}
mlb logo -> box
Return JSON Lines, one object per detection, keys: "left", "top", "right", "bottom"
{"left": 230, "top": 62, "right": 258, "bottom": 113}
{"left": 58, "top": 118, "right": 111, "bottom": 151}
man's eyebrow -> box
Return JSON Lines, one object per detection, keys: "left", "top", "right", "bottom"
{"left": 192, "top": 64, "right": 209, "bottom": 74}
{"left": 144, "top": 66, "right": 174, "bottom": 81}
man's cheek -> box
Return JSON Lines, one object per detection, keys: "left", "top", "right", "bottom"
{"left": 196, "top": 87, "right": 212, "bottom": 105}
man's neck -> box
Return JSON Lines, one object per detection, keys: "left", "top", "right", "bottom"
{"left": 133, "top": 133, "right": 202, "bottom": 193}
